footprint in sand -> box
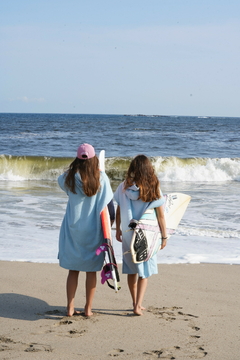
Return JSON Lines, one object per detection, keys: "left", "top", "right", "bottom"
{"left": 188, "top": 346, "right": 208, "bottom": 358}
{"left": 68, "top": 329, "right": 87, "bottom": 337}
{"left": 144, "top": 345, "right": 207, "bottom": 359}
{"left": 178, "top": 311, "right": 199, "bottom": 318}
{"left": 192, "top": 326, "right": 201, "bottom": 331}
{"left": 59, "top": 319, "right": 73, "bottom": 325}
{"left": 24, "top": 343, "right": 53, "bottom": 353}
{"left": 107, "top": 348, "right": 124, "bottom": 356}
{"left": 0, "top": 336, "right": 16, "bottom": 352}
{"left": 0, "top": 336, "right": 53, "bottom": 354}
{"left": 143, "top": 347, "right": 180, "bottom": 359}
{"left": 191, "top": 335, "right": 201, "bottom": 339}
{"left": 146, "top": 306, "right": 207, "bottom": 358}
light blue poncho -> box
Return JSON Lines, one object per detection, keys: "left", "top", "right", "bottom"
{"left": 58, "top": 171, "right": 113, "bottom": 271}
{"left": 114, "top": 182, "right": 165, "bottom": 278}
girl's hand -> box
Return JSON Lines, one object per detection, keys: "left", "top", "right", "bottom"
{"left": 160, "top": 237, "right": 167, "bottom": 249}
{"left": 116, "top": 229, "right": 122, "bottom": 242}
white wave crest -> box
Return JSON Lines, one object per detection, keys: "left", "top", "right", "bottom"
{"left": 155, "top": 157, "right": 240, "bottom": 182}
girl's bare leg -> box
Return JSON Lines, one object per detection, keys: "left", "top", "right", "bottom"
{"left": 66, "top": 270, "right": 80, "bottom": 316}
{"left": 85, "top": 272, "right": 97, "bottom": 316}
{"left": 134, "top": 277, "right": 148, "bottom": 316}
{"left": 127, "top": 274, "right": 138, "bottom": 306}
{"left": 128, "top": 274, "right": 147, "bottom": 314}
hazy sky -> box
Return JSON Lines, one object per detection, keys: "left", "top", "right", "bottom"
{"left": 1, "top": 0, "right": 240, "bottom": 116}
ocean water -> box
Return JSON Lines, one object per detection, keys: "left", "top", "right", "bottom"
{"left": 0, "top": 113, "right": 240, "bottom": 265}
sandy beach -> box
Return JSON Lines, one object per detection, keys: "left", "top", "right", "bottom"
{"left": 0, "top": 261, "right": 239, "bottom": 360}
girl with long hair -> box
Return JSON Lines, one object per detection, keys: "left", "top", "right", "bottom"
{"left": 114, "top": 155, "right": 167, "bottom": 315}
{"left": 58, "top": 143, "right": 113, "bottom": 317}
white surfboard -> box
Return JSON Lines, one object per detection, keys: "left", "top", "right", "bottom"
{"left": 99, "top": 149, "right": 105, "bottom": 172}
{"left": 129, "top": 193, "right": 191, "bottom": 263}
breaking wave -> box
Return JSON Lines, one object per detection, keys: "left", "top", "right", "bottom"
{"left": 0, "top": 154, "right": 239, "bottom": 182}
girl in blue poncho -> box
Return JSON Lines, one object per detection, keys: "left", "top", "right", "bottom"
{"left": 114, "top": 155, "right": 167, "bottom": 316}
{"left": 58, "top": 143, "right": 113, "bottom": 317}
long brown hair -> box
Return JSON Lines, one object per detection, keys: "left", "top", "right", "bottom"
{"left": 65, "top": 156, "right": 100, "bottom": 196}
{"left": 124, "top": 155, "right": 160, "bottom": 202}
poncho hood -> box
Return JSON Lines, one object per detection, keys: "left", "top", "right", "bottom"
{"left": 125, "top": 184, "right": 140, "bottom": 201}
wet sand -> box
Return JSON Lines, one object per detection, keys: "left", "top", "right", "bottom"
{"left": 0, "top": 261, "right": 239, "bottom": 359}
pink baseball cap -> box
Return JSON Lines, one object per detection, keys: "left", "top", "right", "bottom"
{"left": 77, "top": 143, "right": 95, "bottom": 159}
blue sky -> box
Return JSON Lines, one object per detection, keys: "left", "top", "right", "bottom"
{"left": 1, "top": 0, "right": 240, "bottom": 116}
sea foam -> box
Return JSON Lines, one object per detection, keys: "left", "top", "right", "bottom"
{"left": 154, "top": 157, "right": 240, "bottom": 182}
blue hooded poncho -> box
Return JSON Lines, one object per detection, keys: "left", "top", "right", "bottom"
{"left": 114, "top": 182, "right": 165, "bottom": 278}
{"left": 58, "top": 171, "right": 113, "bottom": 271}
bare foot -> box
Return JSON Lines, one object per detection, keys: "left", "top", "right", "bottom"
{"left": 133, "top": 305, "right": 144, "bottom": 316}
{"left": 84, "top": 305, "right": 93, "bottom": 317}
{"left": 67, "top": 308, "right": 81, "bottom": 317}
{"left": 133, "top": 303, "right": 145, "bottom": 311}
